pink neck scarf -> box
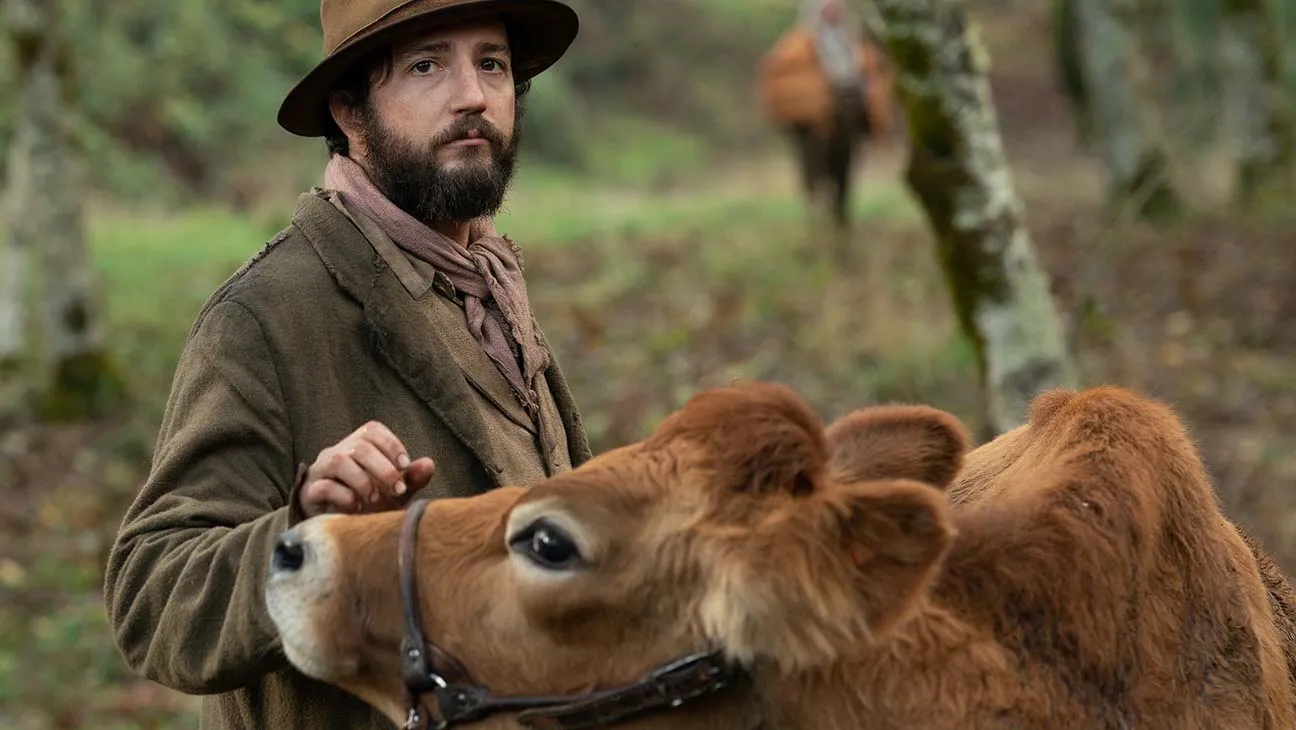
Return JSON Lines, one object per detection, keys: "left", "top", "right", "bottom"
{"left": 324, "top": 154, "right": 550, "bottom": 405}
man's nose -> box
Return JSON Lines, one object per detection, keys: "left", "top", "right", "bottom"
{"left": 272, "top": 529, "right": 308, "bottom": 574}
{"left": 450, "top": 68, "right": 489, "bottom": 114}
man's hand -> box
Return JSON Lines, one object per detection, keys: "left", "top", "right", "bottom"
{"left": 299, "top": 421, "right": 436, "bottom": 518}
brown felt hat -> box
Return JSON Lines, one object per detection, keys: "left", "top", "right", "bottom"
{"left": 278, "top": 0, "right": 579, "bottom": 138}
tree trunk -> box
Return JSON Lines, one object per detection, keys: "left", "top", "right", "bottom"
{"left": 1053, "top": 0, "right": 1094, "bottom": 148}
{"left": 1220, "top": 0, "right": 1294, "bottom": 208}
{"left": 0, "top": 229, "right": 29, "bottom": 420}
{"left": 869, "top": 0, "right": 1079, "bottom": 438}
{"left": 1072, "top": 0, "right": 1183, "bottom": 222}
{"left": 4, "top": 0, "right": 123, "bottom": 420}
{"left": 0, "top": 0, "right": 42, "bottom": 418}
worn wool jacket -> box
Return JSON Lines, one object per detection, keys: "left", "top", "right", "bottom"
{"left": 103, "top": 188, "right": 591, "bottom": 729}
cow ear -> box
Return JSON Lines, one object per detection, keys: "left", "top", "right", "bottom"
{"left": 649, "top": 380, "right": 828, "bottom": 499}
{"left": 824, "top": 404, "right": 969, "bottom": 490}
{"left": 1028, "top": 388, "right": 1077, "bottom": 427}
{"left": 698, "top": 479, "right": 953, "bottom": 673}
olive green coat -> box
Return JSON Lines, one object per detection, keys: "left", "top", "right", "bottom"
{"left": 103, "top": 188, "right": 591, "bottom": 729}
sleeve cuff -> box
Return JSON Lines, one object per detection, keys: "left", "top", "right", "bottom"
{"left": 287, "top": 462, "right": 311, "bottom": 527}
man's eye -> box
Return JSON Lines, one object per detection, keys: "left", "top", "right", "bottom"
{"left": 412, "top": 60, "right": 434, "bottom": 74}
{"left": 481, "top": 59, "right": 505, "bottom": 72}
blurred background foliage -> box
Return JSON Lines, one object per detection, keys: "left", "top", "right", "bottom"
{"left": 0, "top": 0, "right": 799, "bottom": 208}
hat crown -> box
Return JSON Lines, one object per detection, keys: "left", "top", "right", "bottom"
{"left": 283, "top": 0, "right": 578, "bottom": 138}
{"left": 321, "top": 0, "right": 449, "bottom": 53}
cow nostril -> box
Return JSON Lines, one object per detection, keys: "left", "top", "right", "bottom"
{"left": 272, "top": 531, "right": 307, "bottom": 573}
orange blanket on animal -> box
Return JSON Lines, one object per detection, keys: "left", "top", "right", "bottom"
{"left": 757, "top": 26, "right": 896, "bottom": 139}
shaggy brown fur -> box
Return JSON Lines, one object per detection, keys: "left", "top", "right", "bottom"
{"left": 267, "top": 381, "right": 1296, "bottom": 729}
{"left": 1247, "top": 531, "right": 1296, "bottom": 690}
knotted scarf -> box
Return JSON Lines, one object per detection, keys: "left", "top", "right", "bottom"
{"left": 323, "top": 154, "right": 550, "bottom": 408}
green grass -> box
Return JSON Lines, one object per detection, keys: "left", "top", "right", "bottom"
{"left": 82, "top": 156, "right": 924, "bottom": 420}
{"left": 497, "top": 160, "right": 923, "bottom": 244}
{"left": 86, "top": 206, "right": 276, "bottom": 424}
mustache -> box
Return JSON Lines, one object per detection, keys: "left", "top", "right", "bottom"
{"left": 431, "top": 116, "right": 507, "bottom": 149}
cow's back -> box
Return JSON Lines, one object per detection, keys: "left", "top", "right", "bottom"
{"left": 1243, "top": 530, "right": 1296, "bottom": 690}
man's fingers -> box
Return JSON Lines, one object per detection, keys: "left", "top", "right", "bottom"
{"left": 350, "top": 440, "right": 406, "bottom": 500}
{"left": 403, "top": 457, "right": 437, "bottom": 492}
{"left": 324, "top": 448, "right": 380, "bottom": 504}
{"left": 303, "top": 479, "right": 358, "bottom": 515}
{"left": 300, "top": 424, "right": 426, "bottom": 517}
{"left": 355, "top": 420, "right": 411, "bottom": 471}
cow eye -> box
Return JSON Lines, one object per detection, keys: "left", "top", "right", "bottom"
{"left": 509, "top": 518, "right": 583, "bottom": 570}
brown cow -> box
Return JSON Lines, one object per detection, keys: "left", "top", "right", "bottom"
{"left": 266, "top": 382, "right": 1296, "bottom": 729}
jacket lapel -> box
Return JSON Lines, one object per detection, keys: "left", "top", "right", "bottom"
{"left": 334, "top": 192, "right": 540, "bottom": 435}
{"left": 423, "top": 294, "right": 539, "bottom": 434}
{"left": 539, "top": 337, "right": 593, "bottom": 467}
{"left": 291, "top": 190, "right": 506, "bottom": 482}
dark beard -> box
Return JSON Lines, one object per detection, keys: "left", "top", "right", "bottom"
{"left": 356, "top": 102, "right": 524, "bottom": 224}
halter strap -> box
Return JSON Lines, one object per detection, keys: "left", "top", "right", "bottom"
{"left": 395, "top": 497, "right": 743, "bottom": 729}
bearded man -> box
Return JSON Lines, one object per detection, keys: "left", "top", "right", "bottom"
{"left": 102, "top": 1, "right": 591, "bottom": 727}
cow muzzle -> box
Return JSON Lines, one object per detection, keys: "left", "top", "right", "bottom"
{"left": 266, "top": 515, "right": 354, "bottom": 680}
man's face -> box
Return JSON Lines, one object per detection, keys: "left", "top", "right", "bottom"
{"left": 337, "top": 17, "right": 522, "bottom": 224}
{"left": 821, "top": 0, "right": 845, "bottom": 25}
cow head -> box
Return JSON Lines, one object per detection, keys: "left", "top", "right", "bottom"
{"left": 265, "top": 381, "right": 964, "bottom": 727}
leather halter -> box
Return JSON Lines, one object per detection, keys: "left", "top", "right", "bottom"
{"left": 396, "top": 496, "right": 743, "bottom": 730}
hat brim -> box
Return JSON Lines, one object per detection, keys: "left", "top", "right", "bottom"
{"left": 277, "top": 0, "right": 578, "bottom": 138}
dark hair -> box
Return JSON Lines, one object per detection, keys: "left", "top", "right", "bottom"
{"left": 322, "top": 29, "right": 535, "bottom": 157}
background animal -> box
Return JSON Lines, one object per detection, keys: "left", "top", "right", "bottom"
{"left": 757, "top": 5, "right": 898, "bottom": 236}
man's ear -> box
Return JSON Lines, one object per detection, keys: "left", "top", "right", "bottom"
{"left": 698, "top": 479, "right": 953, "bottom": 673}
{"left": 825, "top": 404, "right": 970, "bottom": 490}
{"left": 328, "top": 92, "right": 363, "bottom": 148}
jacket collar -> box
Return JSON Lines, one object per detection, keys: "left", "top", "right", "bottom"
{"left": 324, "top": 190, "right": 544, "bottom": 434}
{"left": 291, "top": 188, "right": 508, "bottom": 481}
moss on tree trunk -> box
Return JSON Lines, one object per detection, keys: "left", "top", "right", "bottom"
{"left": 35, "top": 350, "right": 126, "bottom": 420}
{"left": 871, "top": 0, "right": 1078, "bottom": 437}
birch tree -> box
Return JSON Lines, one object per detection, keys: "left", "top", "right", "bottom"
{"left": 0, "top": 194, "right": 25, "bottom": 416}
{"left": 0, "top": 0, "right": 43, "bottom": 416}
{"left": 1219, "top": 0, "right": 1294, "bottom": 208}
{"left": 865, "top": 0, "right": 1079, "bottom": 437}
{"left": 4, "top": 0, "right": 122, "bottom": 419}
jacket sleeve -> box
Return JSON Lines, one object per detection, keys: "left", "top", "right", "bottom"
{"left": 103, "top": 298, "right": 307, "bottom": 695}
